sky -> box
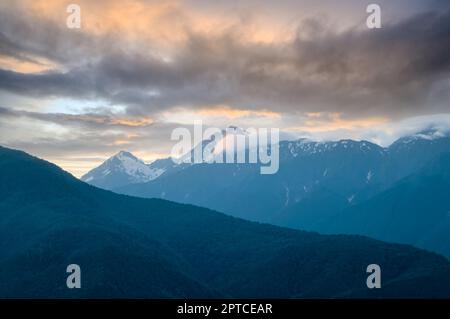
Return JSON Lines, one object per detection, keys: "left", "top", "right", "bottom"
{"left": 0, "top": 0, "right": 450, "bottom": 177}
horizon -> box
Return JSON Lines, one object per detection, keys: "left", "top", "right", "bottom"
{"left": 3, "top": 113, "right": 450, "bottom": 178}
{"left": 4, "top": 123, "right": 441, "bottom": 178}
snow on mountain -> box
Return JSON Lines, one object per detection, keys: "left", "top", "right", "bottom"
{"left": 176, "top": 125, "right": 252, "bottom": 164}
{"left": 113, "top": 151, "right": 163, "bottom": 179}
{"left": 81, "top": 151, "right": 166, "bottom": 190}
{"left": 226, "top": 125, "right": 249, "bottom": 135}
{"left": 391, "top": 128, "right": 450, "bottom": 146}
{"left": 282, "top": 139, "right": 384, "bottom": 158}
{"left": 82, "top": 128, "right": 450, "bottom": 192}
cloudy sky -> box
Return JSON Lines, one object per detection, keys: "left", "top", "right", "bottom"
{"left": 0, "top": 0, "right": 450, "bottom": 177}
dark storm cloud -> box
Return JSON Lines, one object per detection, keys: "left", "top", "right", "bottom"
{"left": 0, "top": 68, "right": 96, "bottom": 97}
{"left": 0, "top": 4, "right": 449, "bottom": 119}
{"left": 0, "top": 3, "right": 108, "bottom": 66}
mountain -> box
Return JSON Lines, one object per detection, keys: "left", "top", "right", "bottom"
{"left": 111, "top": 129, "right": 450, "bottom": 257}
{"left": 315, "top": 152, "right": 450, "bottom": 258}
{"left": 386, "top": 129, "right": 450, "bottom": 182}
{"left": 80, "top": 126, "right": 255, "bottom": 190}
{"left": 80, "top": 151, "right": 168, "bottom": 190}
{"left": 114, "top": 138, "right": 399, "bottom": 222}
{"left": 2, "top": 145, "right": 450, "bottom": 298}
{"left": 116, "top": 139, "right": 389, "bottom": 221}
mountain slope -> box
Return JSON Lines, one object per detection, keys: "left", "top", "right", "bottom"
{"left": 0, "top": 147, "right": 213, "bottom": 298}
{"left": 316, "top": 152, "right": 450, "bottom": 258}
{"left": 2, "top": 145, "right": 450, "bottom": 298}
{"left": 387, "top": 130, "right": 450, "bottom": 182}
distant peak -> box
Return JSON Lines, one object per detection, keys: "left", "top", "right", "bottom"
{"left": 106, "top": 151, "right": 146, "bottom": 166}
{"left": 224, "top": 126, "right": 248, "bottom": 135}
{"left": 117, "top": 150, "right": 133, "bottom": 156}
{"left": 415, "top": 128, "right": 448, "bottom": 139}
{"left": 395, "top": 128, "right": 449, "bottom": 145}
{"left": 114, "top": 151, "right": 138, "bottom": 159}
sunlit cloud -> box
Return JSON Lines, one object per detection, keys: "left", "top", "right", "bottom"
{"left": 0, "top": 55, "right": 58, "bottom": 73}
{"left": 111, "top": 133, "right": 140, "bottom": 146}
{"left": 199, "top": 106, "right": 280, "bottom": 119}
{"left": 289, "top": 112, "right": 389, "bottom": 133}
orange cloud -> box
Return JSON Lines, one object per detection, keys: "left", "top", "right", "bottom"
{"left": 111, "top": 133, "right": 140, "bottom": 146}
{"left": 110, "top": 117, "right": 154, "bottom": 127}
{"left": 289, "top": 112, "right": 389, "bottom": 133}
{"left": 59, "top": 114, "right": 154, "bottom": 127}
{"left": 0, "top": 55, "right": 58, "bottom": 73}
{"left": 199, "top": 106, "right": 280, "bottom": 119}
{"left": 17, "top": 0, "right": 292, "bottom": 50}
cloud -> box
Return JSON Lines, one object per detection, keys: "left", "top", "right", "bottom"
{"left": 198, "top": 106, "right": 280, "bottom": 119}
{"left": 287, "top": 112, "right": 389, "bottom": 133}
{"left": 0, "top": 5, "right": 449, "bottom": 120}
{"left": 0, "top": 106, "right": 154, "bottom": 128}
{"left": 0, "top": 104, "right": 181, "bottom": 176}
{"left": 288, "top": 113, "right": 450, "bottom": 147}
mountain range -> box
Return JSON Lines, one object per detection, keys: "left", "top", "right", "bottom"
{"left": 82, "top": 129, "right": 450, "bottom": 259}
{"left": 2, "top": 145, "right": 450, "bottom": 298}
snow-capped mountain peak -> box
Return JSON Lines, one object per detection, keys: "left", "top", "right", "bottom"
{"left": 282, "top": 139, "right": 384, "bottom": 158}
{"left": 108, "top": 151, "right": 148, "bottom": 175}
{"left": 389, "top": 128, "right": 450, "bottom": 152}
{"left": 398, "top": 129, "right": 448, "bottom": 144}
{"left": 81, "top": 151, "right": 166, "bottom": 190}
{"left": 224, "top": 126, "right": 249, "bottom": 136}
{"left": 114, "top": 150, "right": 140, "bottom": 161}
